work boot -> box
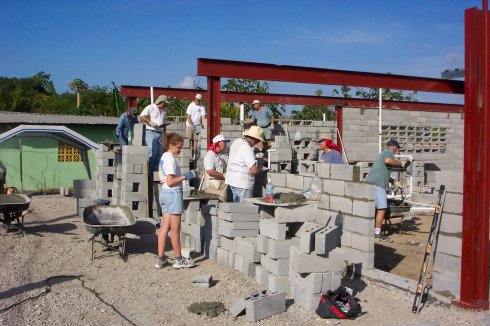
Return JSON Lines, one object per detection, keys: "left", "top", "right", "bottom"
{"left": 375, "top": 233, "right": 391, "bottom": 241}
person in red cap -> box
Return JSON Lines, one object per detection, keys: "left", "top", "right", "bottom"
{"left": 318, "top": 136, "right": 343, "bottom": 164}
{"left": 202, "top": 134, "right": 230, "bottom": 201}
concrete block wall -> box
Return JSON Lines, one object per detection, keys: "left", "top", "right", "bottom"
{"left": 95, "top": 144, "right": 115, "bottom": 201}
{"left": 432, "top": 170, "right": 463, "bottom": 299}
{"left": 73, "top": 179, "right": 96, "bottom": 218}
{"left": 342, "top": 107, "right": 464, "bottom": 173}
{"left": 120, "top": 145, "right": 148, "bottom": 219}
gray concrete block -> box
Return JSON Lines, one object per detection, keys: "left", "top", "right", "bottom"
{"left": 244, "top": 290, "right": 286, "bottom": 322}
{"left": 341, "top": 230, "right": 353, "bottom": 247}
{"left": 317, "top": 194, "right": 330, "bottom": 210}
{"left": 434, "top": 170, "right": 463, "bottom": 194}
{"left": 433, "top": 252, "right": 461, "bottom": 279}
{"left": 330, "top": 246, "right": 374, "bottom": 269}
{"left": 330, "top": 164, "right": 360, "bottom": 182}
{"left": 298, "top": 223, "right": 325, "bottom": 253}
{"left": 220, "top": 236, "right": 236, "bottom": 253}
{"left": 290, "top": 246, "right": 345, "bottom": 273}
{"left": 260, "top": 219, "right": 287, "bottom": 241}
{"left": 270, "top": 173, "right": 287, "bottom": 187}
{"left": 261, "top": 254, "right": 290, "bottom": 276}
{"left": 314, "top": 226, "right": 341, "bottom": 255}
{"left": 274, "top": 204, "right": 318, "bottom": 223}
{"left": 439, "top": 213, "right": 462, "bottom": 234}
{"left": 353, "top": 200, "right": 375, "bottom": 218}
{"left": 192, "top": 274, "right": 212, "bottom": 283}
{"left": 230, "top": 296, "right": 247, "bottom": 317}
{"left": 268, "top": 275, "right": 290, "bottom": 293}
{"left": 293, "top": 285, "right": 321, "bottom": 312}
{"left": 255, "top": 265, "right": 270, "bottom": 287}
{"left": 330, "top": 195, "right": 353, "bottom": 214}
{"left": 236, "top": 237, "right": 261, "bottom": 262}
{"left": 432, "top": 271, "right": 460, "bottom": 299}
{"left": 316, "top": 163, "right": 330, "bottom": 179}
{"left": 342, "top": 214, "right": 374, "bottom": 235}
{"left": 219, "top": 219, "right": 260, "bottom": 230}
{"left": 288, "top": 270, "right": 323, "bottom": 293}
{"left": 122, "top": 145, "right": 148, "bottom": 156}
{"left": 323, "top": 179, "right": 345, "bottom": 196}
{"left": 443, "top": 192, "right": 462, "bottom": 214}
{"left": 321, "top": 271, "right": 342, "bottom": 292}
{"left": 437, "top": 234, "right": 462, "bottom": 257}
{"left": 344, "top": 182, "right": 374, "bottom": 200}
{"left": 218, "top": 211, "right": 260, "bottom": 222}
{"left": 267, "top": 237, "right": 300, "bottom": 259}
{"left": 219, "top": 202, "right": 259, "bottom": 213}
{"left": 218, "top": 225, "right": 259, "bottom": 237}
{"left": 259, "top": 206, "right": 275, "bottom": 219}
{"left": 286, "top": 174, "right": 304, "bottom": 190}
{"left": 234, "top": 254, "right": 256, "bottom": 277}
{"left": 256, "top": 234, "right": 269, "bottom": 254}
{"left": 350, "top": 233, "right": 374, "bottom": 253}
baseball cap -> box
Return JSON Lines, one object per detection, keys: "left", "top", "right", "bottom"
{"left": 387, "top": 139, "right": 400, "bottom": 148}
{"left": 212, "top": 134, "right": 230, "bottom": 143}
{"left": 195, "top": 94, "right": 202, "bottom": 100}
{"left": 155, "top": 95, "right": 170, "bottom": 104}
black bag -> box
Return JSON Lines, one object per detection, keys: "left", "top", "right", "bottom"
{"left": 315, "top": 287, "right": 362, "bottom": 319}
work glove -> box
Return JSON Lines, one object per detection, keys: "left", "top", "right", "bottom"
{"left": 401, "top": 160, "right": 411, "bottom": 168}
{"left": 183, "top": 170, "right": 197, "bottom": 181}
{"left": 149, "top": 121, "right": 159, "bottom": 128}
{"left": 393, "top": 180, "right": 403, "bottom": 189}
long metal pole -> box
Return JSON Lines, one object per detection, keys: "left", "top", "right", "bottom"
{"left": 379, "top": 88, "right": 383, "bottom": 152}
{"left": 19, "top": 138, "right": 23, "bottom": 193}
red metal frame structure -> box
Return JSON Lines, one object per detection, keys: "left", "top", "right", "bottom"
{"left": 452, "top": 3, "right": 489, "bottom": 310}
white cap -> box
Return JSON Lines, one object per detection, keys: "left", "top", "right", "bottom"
{"left": 195, "top": 94, "right": 202, "bottom": 100}
{"left": 212, "top": 134, "right": 230, "bottom": 143}
{"left": 252, "top": 100, "right": 260, "bottom": 105}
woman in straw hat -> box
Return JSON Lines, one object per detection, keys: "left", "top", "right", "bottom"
{"left": 225, "top": 126, "right": 266, "bottom": 202}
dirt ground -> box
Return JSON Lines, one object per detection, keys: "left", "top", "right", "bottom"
{"left": 0, "top": 195, "right": 486, "bottom": 325}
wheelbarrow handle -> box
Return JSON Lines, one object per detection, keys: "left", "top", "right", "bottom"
{"left": 87, "top": 234, "right": 97, "bottom": 242}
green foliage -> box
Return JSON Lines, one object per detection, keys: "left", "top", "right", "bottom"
{"left": 291, "top": 89, "right": 335, "bottom": 121}
{"left": 111, "top": 82, "right": 123, "bottom": 116}
{"left": 332, "top": 84, "right": 417, "bottom": 101}
{"left": 221, "top": 78, "right": 285, "bottom": 117}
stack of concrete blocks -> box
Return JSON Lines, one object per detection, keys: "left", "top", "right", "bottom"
{"left": 73, "top": 179, "right": 96, "bottom": 218}
{"left": 216, "top": 203, "right": 260, "bottom": 271}
{"left": 201, "top": 203, "right": 220, "bottom": 260}
{"left": 111, "top": 148, "right": 122, "bottom": 205}
{"left": 268, "top": 135, "right": 293, "bottom": 172}
{"left": 279, "top": 121, "right": 337, "bottom": 142}
{"left": 356, "top": 161, "right": 371, "bottom": 181}
{"left": 295, "top": 139, "right": 320, "bottom": 174}
{"left": 120, "top": 145, "right": 148, "bottom": 219}
{"left": 410, "top": 161, "right": 427, "bottom": 191}
{"left": 177, "top": 138, "right": 192, "bottom": 173}
{"left": 95, "top": 143, "right": 115, "bottom": 201}
{"left": 432, "top": 171, "right": 463, "bottom": 299}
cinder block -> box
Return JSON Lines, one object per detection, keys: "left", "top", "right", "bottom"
{"left": 439, "top": 213, "right": 462, "bottom": 234}
{"left": 255, "top": 265, "right": 270, "bottom": 287}
{"left": 256, "top": 234, "right": 268, "bottom": 253}
{"left": 270, "top": 173, "right": 287, "bottom": 187}
{"left": 432, "top": 272, "right": 460, "bottom": 299}
{"left": 316, "top": 163, "right": 330, "bottom": 179}
{"left": 298, "top": 223, "right": 325, "bottom": 253}
{"left": 244, "top": 290, "right": 286, "bottom": 322}
{"left": 433, "top": 252, "right": 461, "bottom": 279}
{"left": 268, "top": 275, "right": 290, "bottom": 293}
{"left": 230, "top": 296, "right": 247, "bottom": 317}
{"left": 260, "top": 219, "right": 287, "bottom": 241}
{"left": 293, "top": 285, "right": 321, "bottom": 312}
{"left": 219, "top": 211, "right": 260, "bottom": 222}
{"left": 443, "top": 192, "right": 463, "bottom": 214}
{"left": 267, "top": 237, "right": 300, "bottom": 259}
{"left": 341, "top": 230, "right": 353, "bottom": 247}
{"left": 330, "top": 164, "right": 360, "bottom": 182}
{"left": 322, "top": 179, "right": 345, "bottom": 196}
{"left": 330, "top": 195, "right": 353, "bottom": 214}
{"left": 220, "top": 236, "right": 236, "bottom": 253}
{"left": 330, "top": 246, "right": 374, "bottom": 269}
{"left": 219, "top": 219, "right": 260, "bottom": 230}
{"left": 236, "top": 237, "right": 261, "bottom": 262}
{"left": 289, "top": 246, "right": 345, "bottom": 274}
{"left": 288, "top": 271, "right": 323, "bottom": 293}
{"left": 434, "top": 171, "right": 463, "bottom": 194}
{"left": 344, "top": 182, "right": 374, "bottom": 200}
{"left": 218, "top": 225, "right": 259, "bottom": 238}
{"left": 219, "top": 202, "right": 259, "bottom": 214}
{"left": 351, "top": 233, "right": 374, "bottom": 253}
{"left": 234, "top": 254, "right": 256, "bottom": 277}
{"left": 342, "top": 214, "right": 374, "bottom": 235}
{"left": 274, "top": 204, "right": 318, "bottom": 223}
{"left": 122, "top": 145, "right": 148, "bottom": 156}
{"left": 261, "top": 254, "right": 290, "bottom": 276}
{"left": 437, "top": 234, "right": 462, "bottom": 257}
{"left": 314, "top": 226, "right": 341, "bottom": 255}
{"left": 353, "top": 200, "right": 375, "bottom": 218}
{"left": 321, "top": 271, "right": 342, "bottom": 292}
{"left": 286, "top": 174, "right": 304, "bottom": 190}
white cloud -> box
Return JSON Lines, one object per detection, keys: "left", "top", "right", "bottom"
{"left": 176, "top": 76, "right": 195, "bottom": 88}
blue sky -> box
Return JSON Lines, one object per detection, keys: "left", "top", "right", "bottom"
{"left": 0, "top": 0, "right": 481, "bottom": 104}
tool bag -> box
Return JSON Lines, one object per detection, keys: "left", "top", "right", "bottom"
{"left": 315, "top": 287, "right": 362, "bottom": 319}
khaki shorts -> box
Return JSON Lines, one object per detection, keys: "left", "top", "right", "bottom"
{"left": 185, "top": 125, "right": 202, "bottom": 139}
{"left": 261, "top": 125, "right": 273, "bottom": 140}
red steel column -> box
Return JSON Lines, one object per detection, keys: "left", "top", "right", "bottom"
{"left": 335, "top": 106, "right": 343, "bottom": 152}
{"left": 207, "top": 76, "right": 221, "bottom": 145}
{"left": 129, "top": 97, "right": 137, "bottom": 108}
{"left": 453, "top": 6, "right": 489, "bottom": 310}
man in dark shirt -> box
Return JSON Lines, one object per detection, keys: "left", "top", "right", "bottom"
{"left": 115, "top": 107, "right": 138, "bottom": 145}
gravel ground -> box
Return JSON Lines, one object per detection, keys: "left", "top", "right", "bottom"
{"left": 0, "top": 195, "right": 486, "bottom": 325}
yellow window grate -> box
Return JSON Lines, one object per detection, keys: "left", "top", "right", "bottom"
{"left": 58, "top": 142, "right": 81, "bottom": 162}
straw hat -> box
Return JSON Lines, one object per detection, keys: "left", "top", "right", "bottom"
{"left": 243, "top": 125, "right": 264, "bottom": 142}
{"left": 155, "top": 95, "right": 170, "bottom": 104}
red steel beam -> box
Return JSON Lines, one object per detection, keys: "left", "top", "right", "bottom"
{"left": 207, "top": 77, "right": 221, "bottom": 145}
{"left": 197, "top": 58, "right": 464, "bottom": 94}
{"left": 121, "top": 86, "right": 463, "bottom": 113}
{"left": 453, "top": 6, "right": 489, "bottom": 311}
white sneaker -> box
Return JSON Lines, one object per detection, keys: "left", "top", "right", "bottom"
{"left": 154, "top": 257, "right": 167, "bottom": 269}
{"left": 172, "top": 257, "right": 196, "bottom": 269}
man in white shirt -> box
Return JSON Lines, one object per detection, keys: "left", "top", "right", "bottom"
{"left": 203, "top": 134, "right": 230, "bottom": 201}
{"left": 139, "top": 95, "right": 169, "bottom": 171}
{"left": 185, "top": 94, "right": 206, "bottom": 160}
{"left": 225, "top": 126, "right": 265, "bottom": 202}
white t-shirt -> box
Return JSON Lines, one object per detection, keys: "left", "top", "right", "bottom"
{"left": 225, "top": 138, "right": 256, "bottom": 190}
{"left": 185, "top": 102, "right": 206, "bottom": 126}
{"left": 140, "top": 103, "right": 166, "bottom": 132}
{"left": 204, "top": 150, "right": 225, "bottom": 180}
{"left": 158, "top": 152, "right": 182, "bottom": 190}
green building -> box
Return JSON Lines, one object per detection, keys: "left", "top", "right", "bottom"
{"left": 0, "top": 111, "right": 119, "bottom": 192}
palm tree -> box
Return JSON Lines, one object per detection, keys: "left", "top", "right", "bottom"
{"left": 68, "top": 79, "right": 88, "bottom": 108}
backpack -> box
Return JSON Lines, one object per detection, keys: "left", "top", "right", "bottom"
{"left": 315, "top": 287, "right": 362, "bottom": 319}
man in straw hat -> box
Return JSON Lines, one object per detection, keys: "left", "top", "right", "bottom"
{"left": 225, "top": 126, "right": 267, "bottom": 202}
{"left": 140, "top": 95, "right": 170, "bottom": 171}
{"left": 245, "top": 99, "right": 275, "bottom": 151}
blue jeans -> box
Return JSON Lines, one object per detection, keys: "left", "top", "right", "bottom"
{"left": 230, "top": 186, "right": 252, "bottom": 202}
{"left": 146, "top": 131, "right": 164, "bottom": 171}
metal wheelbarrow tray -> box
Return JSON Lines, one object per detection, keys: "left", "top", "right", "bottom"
{"left": 83, "top": 205, "right": 136, "bottom": 260}
{"left": 384, "top": 198, "right": 412, "bottom": 233}
{"left": 0, "top": 194, "right": 32, "bottom": 231}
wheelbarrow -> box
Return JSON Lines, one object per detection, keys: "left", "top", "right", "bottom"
{"left": 0, "top": 194, "right": 33, "bottom": 233}
{"left": 384, "top": 197, "right": 412, "bottom": 233}
{"left": 83, "top": 205, "right": 136, "bottom": 260}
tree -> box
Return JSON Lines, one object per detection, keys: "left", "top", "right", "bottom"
{"left": 68, "top": 78, "right": 89, "bottom": 108}
{"left": 111, "top": 82, "right": 123, "bottom": 116}
{"left": 332, "top": 82, "right": 417, "bottom": 101}
{"left": 291, "top": 89, "right": 335, "bottom": 121}
{"left": 221, "top": 78, "right": 285, "bottom": 117}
